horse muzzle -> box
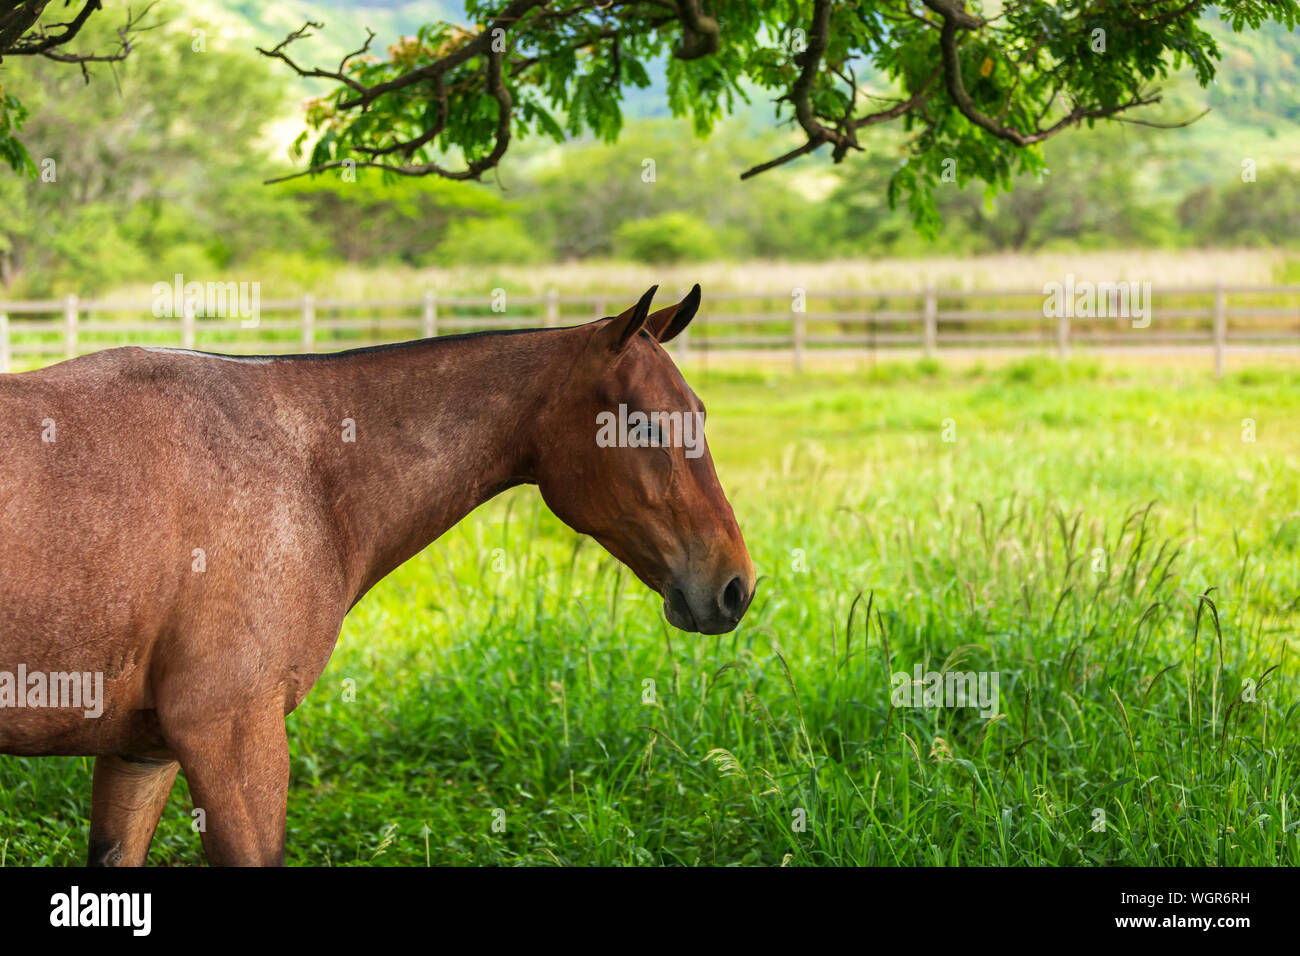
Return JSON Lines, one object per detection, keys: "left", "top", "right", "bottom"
{"left": 663, "top": 571, "right": 754, "bottom": 634}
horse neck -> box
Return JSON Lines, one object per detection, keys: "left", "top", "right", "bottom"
{"left": 281, "top": 329, "right": 579, "bottom": 605}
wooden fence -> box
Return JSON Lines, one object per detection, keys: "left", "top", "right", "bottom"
{"left": 2, "top": 283, "right": 1298, "bottom": 375}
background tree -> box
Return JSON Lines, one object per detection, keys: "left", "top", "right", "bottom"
{"left": 279, "top": 175, "right": 508, "bottom": 265}
{"left": 0, "top": 12, "right": 305, "bottom": 292}
{"left": 511, "top": 118, "right": 825, "bottom": 260}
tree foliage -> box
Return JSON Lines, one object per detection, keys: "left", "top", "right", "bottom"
{"left": 258, "top": 0, "right": 1300, "bottom": 233}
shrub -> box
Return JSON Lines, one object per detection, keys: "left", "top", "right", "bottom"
{"left": 434, "top": 217, "right": 546, "bottom": 266}
{"left": 613, "top": 212, "right": 728, "bottom": 264}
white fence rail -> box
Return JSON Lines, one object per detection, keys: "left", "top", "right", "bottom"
{"left": 2, "top": 283, "right": 1299, "bottom": 375}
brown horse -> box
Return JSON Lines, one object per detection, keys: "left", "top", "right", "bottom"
{"left": 0, "top": 285, "right": 754, "bottom": 866}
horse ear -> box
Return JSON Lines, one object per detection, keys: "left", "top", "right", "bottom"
{"left": 648, "top": 283, "right": 701, "bottom": 343}
{"left": 600, "top": 285, "right": 658, "bottom": 353}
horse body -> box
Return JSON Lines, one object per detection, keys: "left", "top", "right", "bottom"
{"left": 0, "top": 286, "right": 755, "bottom": 865}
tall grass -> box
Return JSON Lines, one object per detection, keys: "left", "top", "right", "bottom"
{"left": 91, "top": 248, "right": 1291, "bottom": 301}
{"left": 1, "top": 360, "right": 1297, "bottom": 865}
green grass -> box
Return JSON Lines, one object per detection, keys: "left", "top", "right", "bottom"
{"left": 2, "top": 358, "right": 1299, "bottom": 866}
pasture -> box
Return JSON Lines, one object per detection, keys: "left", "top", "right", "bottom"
{"left": 1, "top": 357, "right": 1297, "bottom": 866}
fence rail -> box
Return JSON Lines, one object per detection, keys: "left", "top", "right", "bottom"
{"left": 2, "top": 283, "right": 1299, "bottom": 375}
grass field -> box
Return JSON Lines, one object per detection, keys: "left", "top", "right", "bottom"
{"left": 97, "top": 246, "right": 1300, "bottom": 302}
{"left": 2, "top": 357, "right": 1298, "bottom": 866}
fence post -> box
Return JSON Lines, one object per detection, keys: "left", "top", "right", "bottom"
{"left": 0, "top": 311, "right": 8, "bottom": 373}
{"left": 923, "top": 282, "right": 937, "bottom": 358}
{"left": 63, "top": 294, "right": 78, "bottom": 359}
{"left": 1057, "top": 310, "right": 1070, "bottom": 362}
{"left": 545, "top": 288, "right": 559, "bottom": 328}
{"left": 594, "top": 295, "right": 606, "bottom": 319}
{"left": 182, "top": 297, "right": 196, "bottom": 349}
{"left": 301, "top": 293, "right": 315, "bottom": 352}
{"left": 1213, "top": 281, "right": 1226, "bottom": 379}
{"left": 422, "top": 290, "right": 437, "bottom": 338}
{"left": 793, "top": 309, "right": 806, "bottom": 373}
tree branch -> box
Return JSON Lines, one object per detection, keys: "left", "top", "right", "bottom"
{"left": 1, "top": 0, "right": 149, "bottom": 65}
{"left": 337, "top": 0, "right": 549, "bottom": 111}
{"left": 673, "top": 0, "right": 719, "bottom": 59}
{"left": 923, "top": 0, "right": 1160, "bottom": 146}
{"left": 264, "top": 42, "right": 514, "bottom": 184}
{"left": 6, "top": 0, "right": 100, "bottom": 55}
{"left": 742, "top": 63, "right": 938, "bottom": 179}
{"left": 257, "top": 21, "right": 371, "bottom": 94}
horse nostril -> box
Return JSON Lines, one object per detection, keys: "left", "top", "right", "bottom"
{"left": 720, "top": 576, "right": 747, "bottom": 620}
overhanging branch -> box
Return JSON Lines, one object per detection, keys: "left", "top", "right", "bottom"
{"left": 922, "top": 0, "right": 1164, "bottom": 146}
{"left": 1, "top": 0, "right": 149, "bottom": 65}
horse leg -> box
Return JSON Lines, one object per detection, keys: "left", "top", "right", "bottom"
{"left": 162, "top": 701, "right": 291, "bottom": 867}
{"left": 87, "top": 755, "right": 180, "bottom": 866}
